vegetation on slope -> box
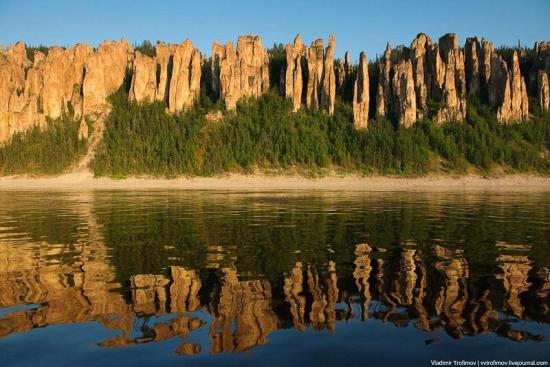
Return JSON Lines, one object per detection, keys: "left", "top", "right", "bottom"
{"left": 89, "top": 87, "right": 550, "bottom": 178}
{"left": 0, "top": 116, "right": 87, "bottom": 175}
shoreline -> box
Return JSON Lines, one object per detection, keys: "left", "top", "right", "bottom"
{"left": 0, "top": 172, "right": 549, "bottom": 191}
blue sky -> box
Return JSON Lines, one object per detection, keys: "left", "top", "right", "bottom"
{"left": 1, "top": 0, "right": 549, "bottom": 61}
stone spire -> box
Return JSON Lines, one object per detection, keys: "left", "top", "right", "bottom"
{"left": 353, "top": 52, "right": 369, "bottom": 129}
{"left": 285, "top": 35, "right": 305, "bottom": 112}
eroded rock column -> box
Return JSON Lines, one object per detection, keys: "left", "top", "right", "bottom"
{"left": 353, "top": 52, "right": 369, "bottom": 128}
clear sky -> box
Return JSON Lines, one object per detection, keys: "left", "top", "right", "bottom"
{"left": 1, "top": 0, "right": 549, "bottom": 61}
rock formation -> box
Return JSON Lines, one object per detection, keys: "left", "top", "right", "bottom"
{"left": 539, "top": 70, "right": 550, "bottom": 112}
{"left": 305, "top": 39, "right": 325, "bottom": 111}
{"left": 321, "top": 35, "right": 336, "bottom": 114}
{"left": 391, "top": 59, "right": 417, "bottom": 127}
{"left": 297, "top": 35, "right": 337, "bottom": 115}
{"left": 465, "top": 37, "right": 481, "bottom": 96}
{"left": 344, "top": 51, "right": 353, "bottom": 79}
{"left": 284, "top": 35, "right": 305, "bottom": 112}
{"left": 0, "top": 32, "right": 547, "bottom": 143}
{"left": 498, "top": 51, "right": 529, "bottom": 122}
{"left": 534, "top": 41, "right": 550, "bottom": 112}
{"left": 211, "top": 35, "right": 270, "bottom": 110}
{"left": 485, "top": 48, "right": 529, "bottom": 122}
{"left": 429, "top": 33, "right": 467, "bottom": 124}
{"left": 155, "top": 43, "right": 176, "bottom": 102}
{"left": 168, "top": 40, "right": 202, "bottom": 112}
{"left": 335, "top": 60, "right": 345, "bottom": 94}
{"left": 353, "top": 52, "right": 369, "bottom": 128}
{"left": 82, "top": 39, "right": 133, "bottom": 116}
{"left": 478, "top": 40, "right": 530, "bottom": 122}
{"left": 129, "top": 51, "right": 157, "bottom": 102}
{"left": 376, "top": 33, "right": 467, "bottom": 125}
{"left": 376, "top": 43, "right": 393, "bottom": 118}
{"left": 129, "top": 40, "right": 202, "bottom": 112}
{"left": 0, "top": 39, "right": 132, "bottom": 143}
{"left": 410, "top": 33, "right": 432, "bottom": 115}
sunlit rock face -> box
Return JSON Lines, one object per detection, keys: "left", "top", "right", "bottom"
{"left": 168, "top": 40, "right": 202, "bottom": 112}
{"left": 284, "top": 35, "right": 305, "bottom": 112}
{"left": 129, "top": 40, "right": 202, "bottom": 112}
{"left": 376, "top": 43, "right": 393, "bottom": 119}
{"left": 321, "top": 35, "right": 336, "bottom": 115}
{"left": 129, "top": 51, "right": 157, "bottom": 102}
{"left": 284, "top": 35, "right": 336, "bottom": 115}
{"left": 429, "top": 33, "right": 467, "bottom": 124}
{"left": 82, "top": 39, "right": 134, "bottom": 116}
{"left": 0, "top": 37, "right": 203, "bottom": 144}
{"left": 211, "top": 35, "right": 270, "bottom": 110}
{"left": 410, "top": 33, "right": 432, "bottom": 116}
{"left": 0, "top": 42, "right": 92, "bottom": 142}
{"left": 486, "top": 50, "right": 529, "bottom": 122}
{"left": 391, "top": 59, "right": 417, "bottom": 127}
{"left": 478, "top": 40, "right": 529, "bottom": 122}
{"left": 2, "top": 33, "right": 547, "bottom": 142}
{"left": 0, "top": 39, "right": 132, "bottom": 143}
{"left": 375, "top": 33, "right": 467, "bottom": 126}
{"left": 305, "top": 39, "right": 325, "bottom": 112}
{"left": 353, "top": 52, "right": 369, "bottom": 129}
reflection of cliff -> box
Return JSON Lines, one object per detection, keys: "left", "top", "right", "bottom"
{"left": 496, "top": 254, "right": 532, "bottom": 318}
{"left": 0, "top": 194, "right": 128, "bottom": 338}
{"left": 433, "top": 245, "right": 469, "bottom": 337}
{"left": 283, "top": 261, "right": 340, "bottom": 331}
{"left": 1, "top": 237, "right": 549, "bottom": 353}
{"left": 209, "top": 267, "right": 277, "bottom": 353}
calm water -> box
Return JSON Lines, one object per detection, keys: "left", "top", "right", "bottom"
{"left": 0, "top": 191, "right": 549, "bottom": 367}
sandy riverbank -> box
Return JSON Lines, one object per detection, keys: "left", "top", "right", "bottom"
{"left": 0, "top": 171, "right": 549, "bottom": 191}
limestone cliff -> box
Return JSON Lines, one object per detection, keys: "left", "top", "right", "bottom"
{"left": 129, "top": 40, "right": 202, "bottom": 112}
{"left": 211, "top": 35, "right": 270, "bottom": 110}
{"left": 0, "top": 32, "right": 547, "bottom": 144}
{"left": 0, "top": 39, "right": 132, "bottom": 143}
{"left": 285, "top": 35, "right": 336, "bottom": 115}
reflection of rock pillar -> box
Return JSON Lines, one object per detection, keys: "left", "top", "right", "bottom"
{"left": 353, "top": 244, "right": 372, "bottom": 320}
{"left": 534, "top": 267, "right": 550, "bottom": 317}
{"left": 400, "top": 249, "right": 418, "bottom": 305}
{"left": 130, "top": 274, "right": 170, "bottom": 315}
{"left": 388, "top": 249, "right": 417, "bottom": 307}
{"left": 413, "top": 255, "right": 430, "bottom": 331}
{"left": 325, "top": 261, "right": 338, "bottom": 331}
{"left": 306, "top": 262, "right": 339, "bottom": 332}
{"left": 433, "top": 246, "right": 469, "bottom": 336}
{"left": 209, "top": 267, "right": 277, "bottom": 353}
{"left": 496, "top": 255, "right": 532, "bottom": 318}
{"left": 169, "top": 266, "right": 202, "bottom": 313}
{"left": 307, "top": 265, "right": 327, "bottom": 329}
{"left": 283, "top": 262, "right": 306, "bottom": 330}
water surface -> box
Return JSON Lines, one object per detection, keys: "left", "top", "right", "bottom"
{"left": 0, "top": 191, "right": 549, "bottom": 366}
